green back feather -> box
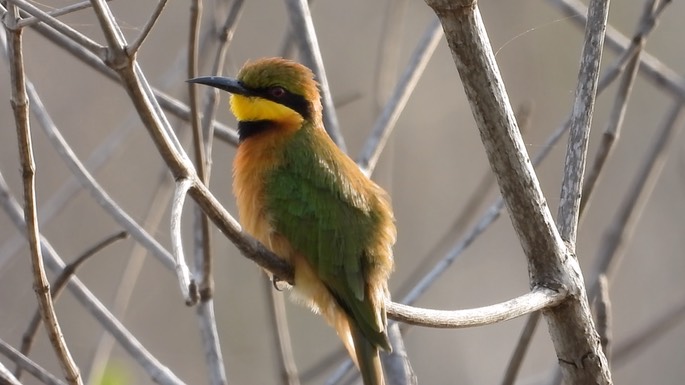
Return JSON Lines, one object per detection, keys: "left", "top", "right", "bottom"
{"left": 264, "top": 123, "right": 389, "bottom": 349}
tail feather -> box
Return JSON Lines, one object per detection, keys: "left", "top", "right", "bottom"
{"left": 351, "top": 324, "right": 385, "bottom": 385}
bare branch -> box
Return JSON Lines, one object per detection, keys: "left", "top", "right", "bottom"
{"left": 24, "top": 79, "right": 176, "bottom": 271}
{"left": 16, "top": 231, "right": 127, "bottom": 381}
{"left": 551, "top": 0, "right": 685, "bottom": 99}
{"left": 595, "top": 275, "right": 612, "bottom": 361}
{"left": 395, "top": 102, "right": 533, "bottom": 300}
{"left": 422, "top": 1, "right": 612, "bottom": 384}
{"left": 581, "top": 0, "right": 664, "bottom": 216}
{"left": 0, "top": 361, "right": 22, "bottom": 385}
{"left": 388, "top": 287, "right": 566, "bottom": 328}
{"left": 15, "top": 0, "right": 106, "bottom": 29}
{"left": 587, "top": 102, "right": 685, "bottom": 298}
{"left": 195, "top": 301, "right": 228, "bottom": 385}
{"left": 265, "top": 282, "right": 301, "bottom": 385}
{"left": 500, "top": 311, "right": 541, "bottom": 385}
{"left": 283, "top": 0, "right": 345, "bottom": 151}
{"left": 0, "top": 338, "right": 66, "bottom": 385}
{"left": 5, "top": 7, "right": 82, "bottom": 384}
{"left": 381, "top": 323, "right": 416, "bottom": 385}
{"left": 613, "top": 296, "right": 685, "bottom": 367}
{"left": 357, "top": 18, "right": 443, "bottom": 175}
{"left": 557, "top": 0, "right": 609, "bottom": 245}
{"left": 5, "top": 0, "right": 105, "bottom": 57}
{"left": 171, "top": 178, "right": 198, "bottom": 305}
{"left": 373, "top": 0, "right": 409, "bottom": 109}
{"left": 0, "top": 172, "right": 187, "bottom": 385}
{"left": 86, "top": 172, "right": 178, "bottom": 385}
{"left": 200, "top": 0, "right": 244, "bottom": 157}
{"left": 128, "top": 0, "right": 169, "bottom": 55}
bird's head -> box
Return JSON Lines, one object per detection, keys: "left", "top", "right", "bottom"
{"left": 189, "top": 57, "right": 322, "bottom": 128}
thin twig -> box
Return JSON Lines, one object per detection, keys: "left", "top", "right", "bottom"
{"left": 171, "top": 178, "right": 197, "bottom": 304}
{"left": 0, "top": 338, "right": 66, "bottom": 385}
{"left": 0, "top": 362, "right": 22, "bottom": 385}
{"left": 24, "top": 79, "right": 176, "bottom": 272}
{"left": 581, "top": 0, "right": 664, "bottom": 215}
{"left": 613, "top": 296, "right": 685, "bottom": 367}
{"left": 27, "top": 18, "right": 240, "bottom": 146}
{"left": 128, "top": 0, "right": 169, "bottom": 55}
{"left": 587, "top": 102, "right": 685, "bottom": 299}
{"left": 195, "top": 301, "right": 228, "bottom": 385}
{"left": 4, "top": 0, "right": 105, "bottom": 57}
{"left": 200, "top": 0, "right": 244, "bottom": 162}
{"left": 15, "top": 0, "right": 106, "bottom": 29}
{"left": 189, "top": 6, "right": 230, "bottom": 384}
{"left": 187, "top": 0, "right": 213, "bottom": 302}
{"left": 500, "top": 311, "right": 542, "bottom": 385}
{"left": 595, "top": 275, "right": 612, "bottom": 361}
{"left": 358, "top": 17, "right": 443, "bottom": 175}
{"left": 373, "top": 0, "right": 409, "bottom": 109}
{"left": 16, "top": 232, "right": 127, "bottom": 381}
{"left": 557, "top": 0, "right": 609, "bottom": 245}
{"left": 264, "top": 281, "right": 301, "bottom": 385}
{"left": 395, "top": 102, "right": 533, "bottom": 300}
{"left": 551, "top": 0, "right": 684, "bottom": 99}
{"left": 85, "top": 168, "right": 179, "bottom": 385}
{"left": 381, "top": 323, "right": 416, "bottom": 385}
{"left": 86, "top": 0, "right": 292, "bottom": 284}
{"left": 5, "top": 7, "right": 82, "bottom": 384}
{"left": 0, "top": 172, "right": 187, "bottom": 385}
{"left": 283, "top": 0, "right": 345, "bottom": 151}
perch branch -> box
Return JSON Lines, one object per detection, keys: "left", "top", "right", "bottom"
{"left": 388, "top": 287, "right": 566, "bottom": 328}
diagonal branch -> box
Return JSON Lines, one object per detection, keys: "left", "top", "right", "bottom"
{"left": 5, "top": 0, "right": 105, "bottom": 57}
{"left": 0, "top": 338, "right": 66, "bottom": 385}
{"left": 357, "top": 17, "right": 443, "bottom": 175}
{"left": 15, "top": 0, "right": 105, "bottom": 29}
{"left": 0, "top": 172, "right": 187, "bottom": 385}
{"left": 16, "top": 231, "right": 127, "bottom": 381}
{"left": 128, "top": 0, "right": 169, "bottom": 55}
{"left": 283, "top": 0, "right": 345, "bottom": 150}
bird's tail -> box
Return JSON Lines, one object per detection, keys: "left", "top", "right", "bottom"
{"left": 350, "top": 324, "right": 385, "bottom": 385}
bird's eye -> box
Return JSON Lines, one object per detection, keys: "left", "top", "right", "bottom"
{"left": 269, "top": 86, "right": 286, "bottom": 98}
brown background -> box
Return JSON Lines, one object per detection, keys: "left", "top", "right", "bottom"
{"left": 1, "top": 1, "right": 684, "bottom": 384}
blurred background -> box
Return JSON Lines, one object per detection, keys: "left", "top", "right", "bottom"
{"left": 0, "top": 0, "right": 684, "bottom": 384}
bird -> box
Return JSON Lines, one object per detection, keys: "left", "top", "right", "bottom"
{"left": 189, "top": 57, "right": 396, "bottom": 385}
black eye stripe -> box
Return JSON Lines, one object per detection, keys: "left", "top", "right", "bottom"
{"left": 254, "top": 87, "right": 311, "bottom": 120}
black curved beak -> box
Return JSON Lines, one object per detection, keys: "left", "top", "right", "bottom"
{"left": 187, "top": 76, "right": 256, "bottom": 97}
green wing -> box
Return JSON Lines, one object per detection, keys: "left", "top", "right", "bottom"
{"left": 264, "top": 127, "right": 387, "bottom": 347}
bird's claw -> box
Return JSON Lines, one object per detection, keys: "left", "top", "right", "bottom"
{"left": 272, "top": 275, "right": 287, "bottom": 291}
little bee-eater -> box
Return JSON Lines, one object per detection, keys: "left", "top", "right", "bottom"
{"left": 189, "top": 57, "right": 396, "bottom": 385}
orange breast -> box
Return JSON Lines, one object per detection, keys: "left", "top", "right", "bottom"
{"left": 232, "top": 122, "right": 298, "bottom": 260}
